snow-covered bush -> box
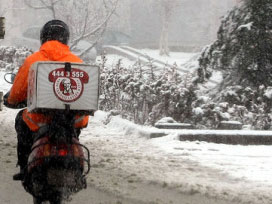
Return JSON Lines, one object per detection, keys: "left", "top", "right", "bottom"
{"left": 98, "top": 55, "right": 198, "bottom": 125}
{"left": 0, "top": 46, "right": 32, "bottom": 72}
{"left": 193, "top": 85, "right": 272, "bottom": 130}
{"left": 98, "top": 52, "right": 272, "bottom": 130}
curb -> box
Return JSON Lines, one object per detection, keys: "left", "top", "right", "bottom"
{"left": 108, "top": 114, "right": 272, "bottom": 145}
{"left": 144, "top": 128, "right": 272, "bottom": 145}
{"left": 137, "top": 129, "right": 167, "bottom": 139}
{"left": 176, "top": 130, "right": 272, "bottom": 145}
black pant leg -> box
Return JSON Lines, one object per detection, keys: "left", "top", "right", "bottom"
{"left": 15, "top": 110, "right": 34, "bottom": 169}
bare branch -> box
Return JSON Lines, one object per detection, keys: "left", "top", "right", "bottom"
{"left": 49, "top": 0, "right": 57, "bottom": 19}
{"left": 24, "top": 0, "right": 118, "bottom": 49}
{"left": 79, "top": 25, "right": 107, "bottom": 58}
{"left": 82, "top": 1, "right": 90, "bottom": 37}
{"left": 24, "top": 0, "right": 59, "bottom": 18}
{"left": 70, "top": 0, "right": 119, "bottom": 47}
{"left": 52, "top": 0, "right": 61, "bottom": 4}
{"left": 70, "top": 7, "right": 90, "bottom": 49}
{"left": 24, "top": 0, "right": 48, "bottom": 10}
{"left": 40, "top": 0, "right": 50, "bottom": 7}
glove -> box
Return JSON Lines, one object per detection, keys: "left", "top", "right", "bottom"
{"left": 3, "top": 91, "right": 27, "bottom": 109}
{"left": 3, "top": 91, "right": 10, "bottom": 106}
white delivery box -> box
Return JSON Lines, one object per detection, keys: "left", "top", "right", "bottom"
{"left": 27, "top": 61, "right": 99, "bottom": 112}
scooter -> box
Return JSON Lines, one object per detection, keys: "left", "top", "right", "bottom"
{"left": 4, "top": 73, "right": 91, "bottom": 204}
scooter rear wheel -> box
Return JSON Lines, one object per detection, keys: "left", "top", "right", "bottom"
{"left": 33, "top": 197, "right": 63, "bottom": 204}
{"left": 33, "top": 197, "right": 49, "bottom": 204}
{"left": 49, "top": 197, "right": 63, "bottom": 204}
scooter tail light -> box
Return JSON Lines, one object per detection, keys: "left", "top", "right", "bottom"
{"left": 58, "top": 148, "right": 68, "bottom": 157}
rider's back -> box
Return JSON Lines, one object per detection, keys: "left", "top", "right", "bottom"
{"left": 8, "top": 40, "right": 88, "bottom": 132}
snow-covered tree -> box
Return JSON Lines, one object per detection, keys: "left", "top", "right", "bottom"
{"left": 199, "top": 0, "right": 272, "bottom": 88}
{"left": 192, "top": 0, "right": 272, "bottom": 130}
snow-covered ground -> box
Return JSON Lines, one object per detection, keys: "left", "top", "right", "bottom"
{"left": 92, "top": 113, "right": 272, "bottom": 203}
{"left": 96, "top": 54, "right": 136, "bottom": 68}
{"left": 139, "top": 48, "right": 198, "bottom": 66}
{"left": 98, "top": 48, "right": 198, "bottom": 70}
{"left": 1, "top": 105, "right": 271, "bottom": 204}
{"left": 152, "top": 133, "right": 272, "bottom": 184}
{"left": 0, "top": 55, "right": 271, "bottom": 204}
{"left": 0, "top": 72, "right": 12, "bottom": 93}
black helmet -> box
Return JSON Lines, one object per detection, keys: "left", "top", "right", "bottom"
{"left": 40, "top": 20, "right": 70, "bottom": 45}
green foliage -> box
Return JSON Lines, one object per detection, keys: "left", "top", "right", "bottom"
{"left": 199, "top": 0, "right": 272, "bottom": 87}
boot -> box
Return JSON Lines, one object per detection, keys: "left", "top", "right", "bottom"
{"left": 13, "top": 148, "right": 28, "bottom": 181}
{"left": 13, "top": 149, "right": 29, "bottom": 181}
{"left": 13, "top": 166, "right": 25, "bottom": 181}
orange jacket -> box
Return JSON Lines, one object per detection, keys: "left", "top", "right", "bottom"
{"left": 8, "top": 40, "right": 89, "bottom": 131}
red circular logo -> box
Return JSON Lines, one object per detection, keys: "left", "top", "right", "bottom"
{"left": 49, "top": 68, "right": 89, "bottom": 102}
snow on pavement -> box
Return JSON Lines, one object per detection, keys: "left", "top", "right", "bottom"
{"left": 76, "top": 111, "right": 272, "bottom": 204}
{"left": 0, "top": 71, "right": 12, "bottom": 93}
{"left": 0, "top": 106, "right": 271, "bottom": 203}
{"left": 0, "top": 108, "right": 236, "bottom": 204}
{"left": 152, "top": 134, "right": 272, "bottom": 183}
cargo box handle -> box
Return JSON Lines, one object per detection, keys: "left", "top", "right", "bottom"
{"left": 64, "top": 62, "right": 71, "bottom": 111}
{"left": 65, "top": 62, "right": 71, "bottom": 72}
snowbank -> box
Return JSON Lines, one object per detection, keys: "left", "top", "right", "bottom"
{"left": 91, "top": 111, "right": 272, "bottom": 204}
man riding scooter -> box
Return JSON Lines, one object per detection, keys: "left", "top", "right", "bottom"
{"left": 4, "top": 20, "right": 89, "bottom": 180}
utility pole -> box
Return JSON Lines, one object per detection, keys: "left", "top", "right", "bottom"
{"left": 0, "top": 17, "right": 5, "bottom": 39}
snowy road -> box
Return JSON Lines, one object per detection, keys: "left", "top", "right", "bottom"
{"left": 0, "top": 108, "right": 235, "bottom": 204}
{"left": 0, "top": 107, "right": 271, "bottom": 204}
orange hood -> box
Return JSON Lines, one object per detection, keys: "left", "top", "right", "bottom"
{"left": 40, "top": 40, "right": 71, "bottom": 61}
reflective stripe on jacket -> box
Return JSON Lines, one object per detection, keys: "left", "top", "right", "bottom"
{"left": 74, "top": 115, "right": 89, "bottom": 128}
{"left": 22, "top": 110, "right": 89, "bottom": 132}
{"left": 22, "top": 110, "right": 52, "bottom": 132}
{"left": 8, "top": 40, "right": 89, "bottom": 132}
